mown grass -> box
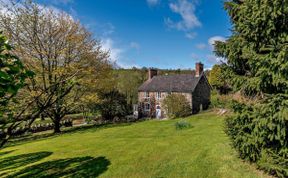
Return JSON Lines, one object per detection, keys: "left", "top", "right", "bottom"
{"left": 0, "top": 111, "right": 270, "bottom": 178}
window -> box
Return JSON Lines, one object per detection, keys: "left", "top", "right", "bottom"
{"left": 144, "top": 92, "right": 150, "bottom": 98}
{"left": 156, "top": 92, "right": 161, "bottom": 99}
{"left": 144, "top": 103, "right": 150, "bottom": 111}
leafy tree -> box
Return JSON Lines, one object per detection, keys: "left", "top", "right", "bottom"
{"left": 77, "top": 60, "right": 114, "bottom": 119}
{"left": 215, "top": 0, "right": 288, "bottom": 176}
{"left": 0, "top": 0, "right": 110, "bottom": 133}
{"left": 208, "top": 64, "right": 230, "bottom": 94}
{"left": 0, "top": 33, "right": 61, "bottom": 148}
{"left": 115, "top": 69, "right": 145, "bottom": 110}
{"left": 98, "top": 90, "right": 129, "bottom": 121}
{"left": 0, "top": 33, "right": 30, "bottom": 111}
{"left": 0, "top": 33, "right": 33, "bottom": 147}
{"left": 162, "top": 94, "right": 191, "bottom": 119}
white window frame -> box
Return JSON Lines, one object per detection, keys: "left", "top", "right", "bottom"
{"left": 144, "top": 92, "right": 150, "bottom": 98}
{"left": 156, "top": 92, "right": 161, "bottom": 99}
{"left": 144, "top": 103, "right": 150, "bottom": 111}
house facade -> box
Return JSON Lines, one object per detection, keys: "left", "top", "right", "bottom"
{"left": 137, "top": 62, "right": 211, "bottom": 118}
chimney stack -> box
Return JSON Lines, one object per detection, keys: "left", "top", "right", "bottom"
{"left": 148, "top": 68, "right": 158, "bottom": 80}
{"left": 195, "top": 62, "right": 204, "bottom": 77}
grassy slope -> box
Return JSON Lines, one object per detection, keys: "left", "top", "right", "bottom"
{"left": 0, "top": 111, "right": 269, "bottom": 178}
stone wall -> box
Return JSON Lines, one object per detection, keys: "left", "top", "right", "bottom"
{"left": 138, "top": 76, "right": 211, "bottom": 117}
{"left": 138, "top": 91, "right": 192, "bottom": 118}
{"left": 138, "top": 91, "right": 167, "bottom": 118}
{"left": 192, "top": 76, "right": 211, "bottom": 114}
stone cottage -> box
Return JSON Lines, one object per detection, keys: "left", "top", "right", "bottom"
{"left": 137, "top": 62, "right": 211, "bottom": 118}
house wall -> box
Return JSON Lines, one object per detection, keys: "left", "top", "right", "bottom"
{"left": 138, "top": 92, "right": 167, "bottom": 118}
{"left": 192, "top": 76, "right": 211, "bottom": 114}
{"left": 138, "top": 91, "right": 192, "bottom": 118}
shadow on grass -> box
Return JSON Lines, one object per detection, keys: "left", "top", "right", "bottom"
{"left": 0, "top": 152, "right": 52, "bottom": 174}
{"left": 8, "top": 156, "right": 110, "bottom": 178}
{"left": 0, "top": 150, "right": 16, "bottom": 157}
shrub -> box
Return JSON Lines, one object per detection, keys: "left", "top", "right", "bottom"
{"left": 98, "top": 90, "right": 129, "bottom": 121}
{"left": 30, "top": 119, "right": 73, "bottom": 133}
{"left": 0, "top": 119, "right": 73, "bottom": 137}
{"left": 162, "top": 94, "right": 192, "bottom": 119}
{"left": 210, "top": 90, "right": 235, "bottom": 109}
{"left": 225, "top": 95, "right": 288, "bottom": 177}
{"left": 210, "top": 90, "right": 255, "bottom": 110}
{"left": 61, "top": 119, "right": 73, "bottom": 127}
{"left": 258, "top": 150, "right": 288, "bottom": 177}
{"left": 175, "top": 120, "right": 192, "bottom": 130}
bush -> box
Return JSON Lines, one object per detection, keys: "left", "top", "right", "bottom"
{"left": 162, "top": 94, "right": 192, "bottom": 119}
{"left": 98, "top": 90, "right": 129, "bottom": 121}
{"left": 30, "top": 119, "right": 73, "bottom": 133}
{"left": 225, "top": 95, "right": 288, "bottom": 178}
{"left": 175, "top": 120, "right": 192, "bottom": 130}
{"left": 258, "top": 150, "right": 288, "bottom": 177}
{"left": 210, "top": 90, "right": 234, "bottom": 109}
{"left": 0, "top": 119, "right": 73, "bottom": 138}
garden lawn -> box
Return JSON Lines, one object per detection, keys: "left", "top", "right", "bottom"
{"left": 0, "top": 111, "right": 270, "bottom": 178}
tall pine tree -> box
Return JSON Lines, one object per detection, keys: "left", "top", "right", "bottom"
{"left": 215, "top": 0, "right": 288, "bottom": 96}
{"left": 215, "top": 1, "right": 288, "bottom": 177}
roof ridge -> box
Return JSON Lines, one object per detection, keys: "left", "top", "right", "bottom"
{"left": 154, "top": 73, "right": 196, "bottom": 78}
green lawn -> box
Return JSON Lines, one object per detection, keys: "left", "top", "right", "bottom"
{"left": 0, "top": 111, "right": 270, "bottom": 178}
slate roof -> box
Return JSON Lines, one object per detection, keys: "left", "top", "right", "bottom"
{"left": 138, "top": 74, "right": 203, "bottom": 93}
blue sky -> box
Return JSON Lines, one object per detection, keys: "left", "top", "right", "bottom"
{"left": 37, "top": 0, "right": 231, "bottom": 69}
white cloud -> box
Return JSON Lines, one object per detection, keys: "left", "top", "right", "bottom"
{"left": 202, "top": 36, "right": 226, "bottom": 65}
{"left": 166, "top": 0, "right": 201, "bottom": 31}
{"left": 0, "top": 0, "right": 73, "bottom": 19}
{"left": 117, "top": 60, "right": 140, "bottom": 69}
{"left": 191, "top": 53, "right": 199, "bottom": 59}
{"left": 208, "top": 36, "right": 226, "bottom": 46}
{"left": 0, "top": 6, "right": 7, "bottom": 15}
{"left": 130, "top": 42, "right": 140, "bottom": 50}
{"left": 0, "top": 0, "right": 20, "bottom": 15}
{"left": 101, "top": 38, "right": 139, "bottom": 69}
{"left": 102, "top": 23, "right": 115, "bottom": 36}
{"left": 196, "top": 43, "right": 207, "bottom": 50}
{"left": 101, "top": 38, "right": 123, "bottom": 63}
{"left": 147, "top": 0, "right": 160, "bottom": 6}
{"left": 206, "top": 54, "right": 226, "bottom": 64}
{"left": 85, "top": 22, "right": 115, "bottom": 37}
{"left": 185, "top": 32, "right": 197, "bottom": 39}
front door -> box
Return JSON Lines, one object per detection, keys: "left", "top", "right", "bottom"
{"left": 156, "top": 105, "right": 161, "bottom": 119}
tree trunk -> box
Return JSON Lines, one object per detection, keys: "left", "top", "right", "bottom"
{"left": 53, "top": 118, "right": 61, "bottom": 133}
{"left": 0, "top": 138, "right": 8, "bottom": 148}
